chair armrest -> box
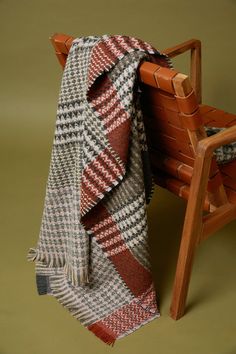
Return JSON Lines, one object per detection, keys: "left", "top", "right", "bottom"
{"left": 162, "top": 38, "right": 201, "bottom": 57}
{"left": 197, "top": 124, "right": 236, "bottom": 158}
{"left": 162, "top": 39, "right": 202, "bottom": 104}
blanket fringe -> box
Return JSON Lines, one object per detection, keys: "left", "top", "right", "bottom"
{"left": 87, "top": 323, "right": 116, "bottom": 346}
{"left": 26, "top": 247, "right": 89, "bottom": 286}
{"left": 63, "top": 261, "right": 89, "bottom": 287}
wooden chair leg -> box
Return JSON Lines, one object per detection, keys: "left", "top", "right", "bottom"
{"left": 170, "top": 199, "right": 203, "bottom": 319}
{"left": 169, "top": 151, "right": 212, "bottom": 320}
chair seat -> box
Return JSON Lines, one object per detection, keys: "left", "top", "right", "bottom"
{"left": 152, "top": 104, "right": 236, "bottom": 206}
{"left": 220, "top": 161, "right": 236, "bottom": 204}
{"left": 199, "top": 104, "right": 236, "bottom": 128}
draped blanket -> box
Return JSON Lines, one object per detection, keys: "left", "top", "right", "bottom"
{"left": 26, "top": 34, "right": 173, "bottom": 345}
{"left": 26, "top": 34, "right": 236, "bottom": 346}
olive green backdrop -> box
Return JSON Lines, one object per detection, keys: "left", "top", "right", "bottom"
{"left": 1, "top": 0, "right": 236, "bottom": 353}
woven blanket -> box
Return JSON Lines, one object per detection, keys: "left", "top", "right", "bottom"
{"left": 27, "top": 34, "right": 173, "bottom": 345}
{"left": 26, "top": 34, "right": 236, "bottom": 346}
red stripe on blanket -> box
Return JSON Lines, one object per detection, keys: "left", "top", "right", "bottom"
{"left": 88, "top": 75, "right": 118, "bottom": 115}
{"left": 87, "top": 322, "right": 117, "bottom": 346}
{"left": 88, "top": 75, "right": 131, "bottom": 164}
{"left": 87, "top": 291, "right": 158, "bottom": 344}
{"left": 82, "top": 202, "right": 153, "bottom": 297}
{"left": 106, "top": 118, "right": 131, "bottom": 165}
{"left": 80, "top": 146, "right": 125, "bottom": 216}
{"left": 88, "top": 36, "right": 135, "bottom": 89}
{"left": 88, "top": 41, "right": 118, "bottom": 87}
{"left": 111, "top": 249, "right": 153, "bottom": 297}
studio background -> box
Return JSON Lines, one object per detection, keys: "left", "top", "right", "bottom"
{"left": 1, "top": 0, "right": 236, "bottom": 353}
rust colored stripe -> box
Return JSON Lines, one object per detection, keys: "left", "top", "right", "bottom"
{"left": 87, "top": 322, "right": 117, "bottom": 346}
{"left": 107, "top": 118, "right": 131, "bottom": 164}
{"left": 82, "top": 202, "right": 153, "bottom": 297}
{"left": 111, "top": 249, "right": 153, "bottom": 297}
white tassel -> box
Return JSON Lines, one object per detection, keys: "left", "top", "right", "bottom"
{"left": 27, "top": 247, "right": 37, "bottom": 261}
{"left": 63, "top": 262, "right": 89, "bottom": 287}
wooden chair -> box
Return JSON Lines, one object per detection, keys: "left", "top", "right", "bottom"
{"left": 49, "top": 33, "right": 236, "bottom": 320}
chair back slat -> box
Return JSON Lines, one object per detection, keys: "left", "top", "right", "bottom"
{"left": 146, "top": 88, "right": 179, "bottom": 112}
{"left": 145, "top": 103, "right": 183, "bottom": 127}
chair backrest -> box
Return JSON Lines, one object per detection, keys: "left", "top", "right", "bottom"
{"left": 139, "top": 62, "right": 206, "bottom": 164}
{"left": 138, "top": 62, "right": 227, "bottom": 211}
{"left": 49, "top": 33, "right": 226, "bottom": 212}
